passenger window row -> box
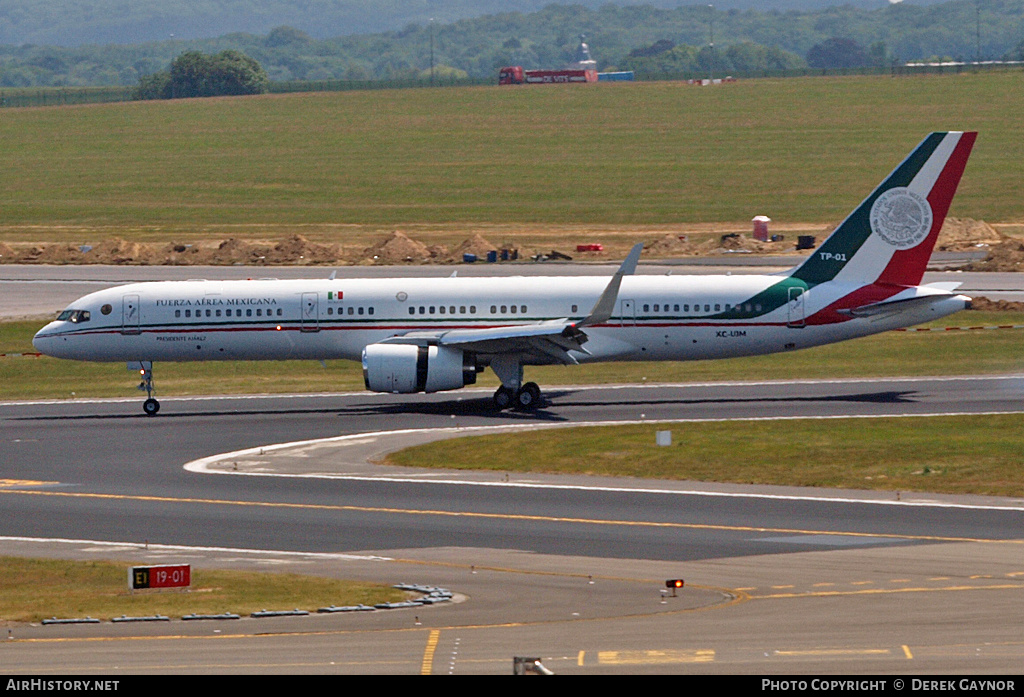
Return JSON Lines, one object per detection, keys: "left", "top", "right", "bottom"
{"left": 489, "top": 305, "right": 527, "bottom": 314}
{"left": 175, "top": 308, "right": 284, "bottom": 318}
{"left": 328, "top": 306, "right": 374, "bottom": 316}
{"left": 641, "top": 302, "right": 763, "bottom": 314}
{"left": 409, "top": 305, "right": 477, "bottom": 315}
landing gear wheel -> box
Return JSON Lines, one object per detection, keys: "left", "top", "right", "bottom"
{"left": 143, "top": 398, "right": 160, "bottom": 416}
{"left": 493, "top": 386, "right": 515, "bottom": 410}
{"left": 514, "top": 382, "right": 541, "bottom": 410}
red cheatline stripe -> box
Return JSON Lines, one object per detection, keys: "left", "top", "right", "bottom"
{"left": 895, "top": 325, "right": 1024, "bottom": 332}
{"left": 8, "top": 324, "right": 1024, "bottom": 357}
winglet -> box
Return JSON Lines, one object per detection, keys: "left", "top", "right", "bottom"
{"left": 577, "top": 242, "right": 644, "bottom": 328}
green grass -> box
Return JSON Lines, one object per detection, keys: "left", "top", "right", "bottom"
{"left": 384, "top": 414, "right": 1024, "bottom": 498}
{"left": 3, "top": 311, "right": 1023, "bottom": 401}
{"left": 0, "top": 73, "right": 1022, "bottom": 242}
{"left": 0, "top": 557, "right": 405, "bottom": 624}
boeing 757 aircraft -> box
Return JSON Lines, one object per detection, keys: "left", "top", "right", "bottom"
{"left": 34, "top": 132, "right": 976, "bottom": 415}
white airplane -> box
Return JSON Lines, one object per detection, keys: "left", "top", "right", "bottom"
{"left": 34, "top": 131, "right": 976, "bottom": 416}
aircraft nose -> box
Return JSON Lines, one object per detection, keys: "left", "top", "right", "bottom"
{"left": 32, "top": 322, "right": 61, "bottom": 356}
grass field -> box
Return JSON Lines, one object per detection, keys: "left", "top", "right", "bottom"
{"left": 0, "top": 72, "right": 1022, "bottom": 246}
{"left": 2, "top": 311, "right": 1023, "bottom": 400}
{"left": 2, "top": 73, "right": 1023, "bottom": 501}
{"left": 383, "top": 414, "right": 1024, "bottom": 498}
{"left": 0, "top": 557, "right": 404, "bottom": 624}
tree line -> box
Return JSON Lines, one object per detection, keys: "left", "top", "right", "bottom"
{"left": 0, "top": 1, "right": 1021, "bottom": 89}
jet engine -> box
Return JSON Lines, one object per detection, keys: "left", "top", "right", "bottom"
{"left": 362, "top": 343, "right": 477, "bottom": 394}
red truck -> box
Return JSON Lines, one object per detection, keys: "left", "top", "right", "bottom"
{"left": 499, "top": 66, "right": 598, "bottom": 85}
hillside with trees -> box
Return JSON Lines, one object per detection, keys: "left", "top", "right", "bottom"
{"left": 0, "top": 1, "right": 928, "bottom": 46}
{"left": 0, "top": 1, "right": 1020, "bottom": 88}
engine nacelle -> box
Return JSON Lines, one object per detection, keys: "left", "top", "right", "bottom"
{"left": 362, "top": 343, "right": 477, "bottom": 394}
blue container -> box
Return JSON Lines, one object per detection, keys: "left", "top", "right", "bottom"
{"left": 462, "top": 253, "right": 477, "bottom": 263}
{"left": 486, "top": 250, "right": 498, "bottom": 263}
{"left": 598, "top": 71, "right": 634, "bottom": 81}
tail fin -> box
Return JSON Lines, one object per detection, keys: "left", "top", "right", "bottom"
{"left": 790, "top": 131, "right": 976, "bottom": 287}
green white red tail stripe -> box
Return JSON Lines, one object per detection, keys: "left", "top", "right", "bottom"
{"left": 791, "top": 132, "right": 977, "bottom": 288}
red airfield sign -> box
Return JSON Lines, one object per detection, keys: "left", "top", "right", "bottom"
{"left": 130, "top": 564, "right": 191, "bottom": 590}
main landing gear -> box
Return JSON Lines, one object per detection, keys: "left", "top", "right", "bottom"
{"left": 492, "top": 382, "right": 542, "bottom": 411}
{"left": 489, "top": 356, "right": 542, "bottom": 410}
{"left": 132, "top": 361, "right": 160, "bottom": 416}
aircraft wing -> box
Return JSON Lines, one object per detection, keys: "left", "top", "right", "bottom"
{"left": 381, "top": 319, "right": 589, "bottom": 364}
{"left": 378, "top": 243, "right": 645, "bottom": 364}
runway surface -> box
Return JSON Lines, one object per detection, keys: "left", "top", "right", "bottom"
{"left": 2, "top": 377, "right": 1024, "bottom": 674}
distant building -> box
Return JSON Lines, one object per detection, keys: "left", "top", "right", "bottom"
{"left": 568, "top": 35, "right": 597, "bottom": 71}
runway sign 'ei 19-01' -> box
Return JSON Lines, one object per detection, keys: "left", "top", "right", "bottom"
{"left": 129, "top": 564, "right": 191, "bottom": 590}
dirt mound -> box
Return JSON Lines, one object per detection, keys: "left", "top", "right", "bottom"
{"left": 33, "top": 244, "right": 88, "bottom": 264}
{"left": 0, "top": 242, "right": 14, "bottom": 260}
{"left": 213, "top": 238, "right": 265, "bottom": 264}
{"left": 710, "top": 233, "right": 778, "bottom": 255}
{"left": 936, "top": 218, "right": 1002, "bottom": 251}
{"left": 90, "top": 237, "right": 154, "bottom": 264}
{"left": 645, "top": 233, "right": 703, "bottom": 256}
{"left": 265, "top": 234, "right": 341, "bottom": 264}
{"left": 446, "top": 234, "right": 498, "bottom": 262}
{"left": 963, "top": 237, "right": 1024, "bottom": 272}
{"left": 161, "top": 242, "right": 211, "bottom": 265}
{"left": 360, "top": 230, "right": 432, "bottom": 264}
{"left": 969, "top": 296, "right": 1024, "bottom": 312}
{"left": 645, "top": 233, "right": 729, "bottom": 257}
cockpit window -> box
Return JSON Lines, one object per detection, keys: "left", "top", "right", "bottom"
{"left": 57, "top": 309, "right": 91, "bottom": 323}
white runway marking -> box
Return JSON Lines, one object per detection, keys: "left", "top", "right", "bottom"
{"left": 183, "top": 411, "right": 1024, "bottom": 513}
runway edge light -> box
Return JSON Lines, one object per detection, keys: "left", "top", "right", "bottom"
{"left": 666, "top": 579, "right": 685, "bottom": 596}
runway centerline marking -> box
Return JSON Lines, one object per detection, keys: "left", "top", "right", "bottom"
{"left": 0, "top": 479, "right": 58, "bottom": 488}
{"left": 421, "top": 629, "right": 440, "bottom": 676}
{"left": 0, "top": 488, "right": 1019, "bottom": 545}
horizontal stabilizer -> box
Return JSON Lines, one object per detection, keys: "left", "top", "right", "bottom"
{"left": 923, "top": 281, "right": 963, "bottom": 292}
{"left": 837, "top": 294, "right": 963, "bottom": 318}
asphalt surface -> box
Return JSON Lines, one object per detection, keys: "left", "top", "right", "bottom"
{"left": 2, "top": 259, "right": 1024, "bottom": 675}
{"left": 2, "top": 378, "right": 1024, "bottom": 675}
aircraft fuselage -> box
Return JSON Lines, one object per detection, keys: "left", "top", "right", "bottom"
{"left": 32, "top": 273, "right": 967, "bottom": 366}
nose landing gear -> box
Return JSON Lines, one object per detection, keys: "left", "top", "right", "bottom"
{"left": 131, "top": 361, "right": 160, "bottom": 416}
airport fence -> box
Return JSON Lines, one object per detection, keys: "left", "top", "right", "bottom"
{"left": 0, "top": 86, "right": 134, "bottom": 108}
{"left": 2, "top": 61, "right": 1019, "bottom": 109}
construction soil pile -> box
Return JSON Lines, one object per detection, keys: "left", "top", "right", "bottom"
{"left": 935, "top": 217, "right": 1003, "bottom": 251}
{"left": 962, "top": 236, "right": 1024, "bottom": 272}
{"left": 969, "top": 296, "right": 1024, "bottom": 312}
{"left": 0, "top": 218, "right": 1017, "bottom": 268}
{"left": 358, "top": 231, "right": 436, "bottom": 264}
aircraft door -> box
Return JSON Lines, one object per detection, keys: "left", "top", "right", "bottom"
{"left": 620, "top": 299, "right": 636, "bottom": 326}
{"left": 787, "top": 287, "right": 806, "bottom": 328}
{"left": 121, "top": 294, "right": 141, "bottom": 335}
{"left": 300, "top": 292, "right": 319, "bottom": 332}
